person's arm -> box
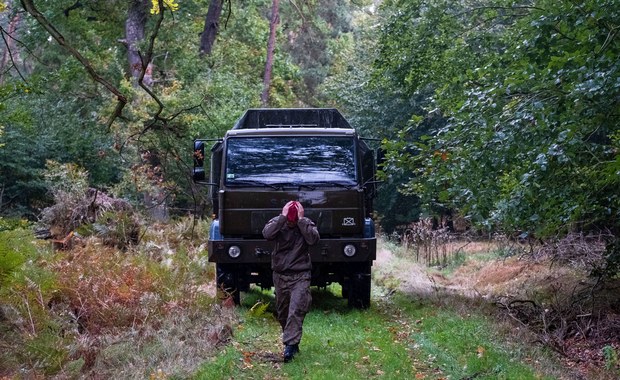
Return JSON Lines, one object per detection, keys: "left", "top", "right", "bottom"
{"left": 294, "top": 202, "right": 319, "bottom": 245}
{"left": 298, "top": 218, "right": 320, "bottom": 245}
{"left": 263, "top": 215, "right": 286, "bottom": 240}
{"left": 263, "top": 201, "right": 295, "bottom": 240}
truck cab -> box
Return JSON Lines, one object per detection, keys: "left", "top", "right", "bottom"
{"left": 193, "top": 108, "right": 378, "bottom": 308}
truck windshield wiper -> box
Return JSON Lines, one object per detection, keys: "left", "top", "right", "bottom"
{"left": 270, "top": 182, "right": 316, "bottom": 190}
{"left": 227, "top": 180, "right": 280, "bottom": 190}
{"left": 306, "top": 182, "right": 357, "bottom": 190}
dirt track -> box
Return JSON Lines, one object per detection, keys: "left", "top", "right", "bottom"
{"left": 373, "top": 239, "right": 585, "bottom": 302}
{"left": 374, "top": 246, "right": 436, "bottom": 295}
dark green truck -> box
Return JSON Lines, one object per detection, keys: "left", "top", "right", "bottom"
{"left": 193, "top": 108, "right": 379, "bottom": 308}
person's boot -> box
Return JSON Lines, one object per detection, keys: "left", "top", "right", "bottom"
{"left": 283, "top": 344, "right": 299, "bottom": 362}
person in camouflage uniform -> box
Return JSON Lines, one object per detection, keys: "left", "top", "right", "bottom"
{"left": 263, "top": 201, "right": 320, "bottom": 362}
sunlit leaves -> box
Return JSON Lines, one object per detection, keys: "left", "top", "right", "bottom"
{"left": 150, "top": 0, "right": 179, "bottom": 14}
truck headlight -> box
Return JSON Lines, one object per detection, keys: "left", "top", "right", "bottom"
{"left": 228, "top": 245, "right": 241, "bottom": 258}
{"left": 343, "top": 244, "right": 356, "bottom": 257}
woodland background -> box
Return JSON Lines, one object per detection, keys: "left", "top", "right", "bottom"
{"left": 0, "top": 0, "right": 618, "bottom": 246}
{"left": 0, "top": 0, "right": 619, "bottom": 378}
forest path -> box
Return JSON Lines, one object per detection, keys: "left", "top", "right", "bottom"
{"left": 196, "top": 240, "right": 570, "bottom": 379}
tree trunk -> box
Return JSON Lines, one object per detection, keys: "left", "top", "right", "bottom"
{"left": 126, "top": 1, "right": 166, "bottom": 220}
{"left": 261, "top": 0, "right": 279, "bottom": 107}
{"left": 125, "top": 0, "right": 149, "bottom": 86}
{"left": 199, "top": 0, "right": 224, "bottom": 57}
{"left": 0, "top": 0, "right": 22, "bottom": 84}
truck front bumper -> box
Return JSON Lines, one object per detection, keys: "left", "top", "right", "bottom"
{"left": 207, "top": 237, "right": 376, "bottom": 264}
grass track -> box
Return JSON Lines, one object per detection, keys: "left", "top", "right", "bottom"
{"left": 194, "top": 284, "right": 564, "bottom": 380}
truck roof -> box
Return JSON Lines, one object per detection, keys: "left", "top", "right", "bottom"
{"left": 232, "top": 108, "right": 353, "bottom": 130}
{"left": 226, "top": 127, "right": 356, "bottom": 137}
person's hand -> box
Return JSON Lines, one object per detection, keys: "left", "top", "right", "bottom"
{"left": 296, "top": 202, "right": 304, "bottom": 219}
{"left": 281, "top": 201, "right": 295, "bottom": 216}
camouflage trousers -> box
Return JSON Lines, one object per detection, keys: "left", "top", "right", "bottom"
{"left": 272, "top": 271, "right": 312, "bottom": 346}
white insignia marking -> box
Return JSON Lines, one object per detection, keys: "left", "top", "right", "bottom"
{"left": 343, "top": 217, "right": 356, "bottom": 226}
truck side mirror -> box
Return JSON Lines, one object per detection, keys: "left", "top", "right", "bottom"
{"left": 193, "top": 140, "right": 206, "bottom": 182}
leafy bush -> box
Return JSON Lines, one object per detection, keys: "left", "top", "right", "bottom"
{"left": 93, "top": 210, "right": 141, "bottom": 249}
{"left": 39, "top": 161, "right": 140, "bottom": 247}
{"left": 0, "top": 216, "right": 219, "bottom": 377}
{"left": 0, "top": 217, "right": 30, "bottom": 232}
{"left": 39, "top": 161, "right": 93, "bottom": 237}
{"left": 374, "top": 0, "right": 620, "bottom": 244}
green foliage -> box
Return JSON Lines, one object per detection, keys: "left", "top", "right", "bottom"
{"left": 44, "top": 160, "right": 89, "bottom": 198}
{"left": 0, "top": 229, "right": 33, "bottom": 288}
{"left": 93, "top": 210, "right": 140, "bottom": 249}
{"left": 603, "top": 345, "right": 619, "bottom": 371}
{"left": 319, "top": 4, "right": 429, "bottom": 231}
{"left": 0, "top": 123, "right": 47, "bottom": 216}
{"left": 593, "top": 237, "right": 620, "bottom": 279}
{"left": 0, "top": 228, "right": 67, "bottom": 376}
{"left": 3, "top": 0, "right": 357, "bottom": 220}
{"left": 39, "top": 161, "right": 92, "bottom": 236}
{"left": 373, "top": 0, "right": 620, "bottom": 240}
{"left": 248, "top": 300, "right": 270, "bottom": 318}
{"left": 0, "top": 217, "right": 30, "bottom": 232}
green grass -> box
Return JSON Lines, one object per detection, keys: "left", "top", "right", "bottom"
{"left": 386, "top": 293, "right": 558, "bottom": 379}
{"left": 194, "top": 285, "right": 566, "bottom": 380}
{"left": 195, "top": 286, "right": 418, "bottom": 380}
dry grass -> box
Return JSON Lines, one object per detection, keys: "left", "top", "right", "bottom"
{"left": 0, "top": 217, "right": 234, "bottom": 379}
{"left": 380, "top": 233, "right": 620, "bottom": 379}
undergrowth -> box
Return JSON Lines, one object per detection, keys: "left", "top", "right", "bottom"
{"left": 0, "top": 216, "right": 231, "bottom": 379}
{"left": 382, "top": 233, "right": 620, "bottom": 379}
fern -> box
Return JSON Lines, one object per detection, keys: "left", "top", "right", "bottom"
{"left": 248, "top": 301, "right": 270, "bottom": 318}
{"left": 0, "top": 230, "right": 34, "bottom": 288}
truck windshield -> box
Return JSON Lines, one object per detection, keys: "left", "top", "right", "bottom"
{"left": 225, "top": 136, "right": 356, "bottom": 185}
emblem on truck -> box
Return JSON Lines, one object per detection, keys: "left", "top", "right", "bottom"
{"left": 343, "top": 217, "right": 356, "bottom": 226}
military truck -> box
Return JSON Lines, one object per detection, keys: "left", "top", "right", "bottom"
{"left": 193, "top": 108, "right": 379, "bottom": 308}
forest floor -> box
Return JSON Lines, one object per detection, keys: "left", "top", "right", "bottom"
{"left": 195, "top": 239, "right": 619, "bottom": 379}
{"left": 374, "top": 240, "right": 620, "bottom": 380}
{"left": 3, "top": 227, "right": 618, "bottom": 379}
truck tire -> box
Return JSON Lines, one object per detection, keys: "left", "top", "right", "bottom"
{"left": 216, "top": 264, "right": 240, "bottom": 305}
{"left": 347, "top": 266, "right": 371, "bottom": 309}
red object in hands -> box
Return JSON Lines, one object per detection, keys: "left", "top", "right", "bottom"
{"left": 287, "top": 202, "right": 299, "bottom": 223}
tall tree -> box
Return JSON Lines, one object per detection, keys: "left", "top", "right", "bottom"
{"left": 125, "top": 0, "right": 150, "bottom": 86}
{"left": 261, "top": 0, "right": 279, "bottom": 106}
{"left": 199, "top": 0, "right": 225, "bottom": 57}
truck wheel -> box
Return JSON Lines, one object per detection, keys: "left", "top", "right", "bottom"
{"left": 216, "top": 264, "right": 240, "bottom": 305}
{"left": 348, "top": 268, "right": 371, "bottom": 309}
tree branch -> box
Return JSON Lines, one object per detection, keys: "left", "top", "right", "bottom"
{"left": 20, "top": 0, "right": 127, "bottom": 128}
{"left": 0, "top": 26, "right": 26, "bottom": 82}
{"left": 138, "top": 0, "right": 166, "bottom": 120}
